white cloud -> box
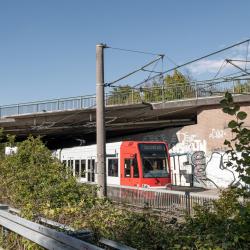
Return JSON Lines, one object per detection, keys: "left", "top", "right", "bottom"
{"left": 187, "top": 59, "right": 225, "bottom": 75}
{"left": 186, "top": 44, "right": 250, "bottom": 77}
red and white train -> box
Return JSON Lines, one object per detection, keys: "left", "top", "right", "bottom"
{"left": 55, "top": 141, "right": 171, "bottom": 188}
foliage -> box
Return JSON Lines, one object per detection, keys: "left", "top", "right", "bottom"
{"left": 233, "top": 80, "right": 250, "bottom": 94}
{"left": 0, "top": 136, "right": 97, "bottom": 213}
{"left": 107, "top": 70, "right": 193, "bottom": 105}
{"left": 164, "top": 69, "right": 190, "bottom": 85}
{"left": 220, "top": 92, "right": 250, "bottom": 196}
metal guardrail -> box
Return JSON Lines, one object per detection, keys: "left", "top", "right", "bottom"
{"left": 0, "top": 80, "right": 249, "bottom": 118}
{"left": 107, "top": 185, "right": 218, "bottom": 215}
{"left": 0, "top": 204, "right": 137, "bottom": 250}
{"left": 0, "top": 205, "right": 102, "bottom": 250}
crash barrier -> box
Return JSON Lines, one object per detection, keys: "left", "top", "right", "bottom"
{"left": 0, "top": 205, "right": 136, "bottom": 250}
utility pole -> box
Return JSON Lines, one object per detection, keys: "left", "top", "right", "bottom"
{"left": 96, "top": 43, "right": 107, "bottom": 198}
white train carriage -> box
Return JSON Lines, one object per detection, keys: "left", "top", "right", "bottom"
{"left": 55, "top": 142, "right": 121, "bottom": 185}
{"left": 55, "top": 141, "right": 171, "bottom": 188}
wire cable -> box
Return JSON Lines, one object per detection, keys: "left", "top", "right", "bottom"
{"left": 132, "top": 39, "right": 250, "bottom": 88}
{"left": 212, "top": 60, "right": 228, "bottom": 79}
{"left": 105, "top": 55, "right": 163, "bottom": 87}
{"left": 107, "top": 46, "right": 164, "bottom": 57}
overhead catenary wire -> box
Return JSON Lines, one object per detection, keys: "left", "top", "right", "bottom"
{"left": 105, "top": 55, "right": 164, "bottom": 87}
{"left": 132, "top": 38, "right": 250, "bottom": 88}
{"left": 108, "top": 69, "right": 249, "bottom": 92}
{"left": 107, "top": 46, "right": 164, "bottom": 57}
{"left": 212, "top": 60, "right": 228, "bottom": 80}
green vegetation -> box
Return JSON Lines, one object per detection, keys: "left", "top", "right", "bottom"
{"left": 0, "top": 92, "right": 249, "bottom": 249}
{"left": 107, "top": 70, "right": 194, "bottom": 105}
{"left": 233, "top": 80, "right": 250, "bottom": 94}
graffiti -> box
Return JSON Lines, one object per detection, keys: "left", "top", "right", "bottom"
{"left": 170, "top": 151, "right": 240, "bottom": 189}
{"left": 191, "top": 151, "right": 207, "bottom": 186}
{"left": 170, "top": 153, "right": 192, "bottom": 186}
{"left": 209, "top": 129, "right": 226, "bottom": 139}
{"left": 172, "top": 132, "right": 207, "bottom": 154}
{"left": 206, "top": 152, "right": 240, "bottom": 188}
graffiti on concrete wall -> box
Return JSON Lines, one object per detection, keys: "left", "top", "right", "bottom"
{"left": 191, "top": 151, "right": 207, "bottom": 186}
{"left": 171, "top": 132, "right": 207, "bottom": 154}
{"left": 209, "top": 129, "right": 226, "bottom": 139}
{"left": 205, "top": 152, "right": 240, "bottom": 188}
{"left": 170, "top": 151, "right": 239, "bottom": 188}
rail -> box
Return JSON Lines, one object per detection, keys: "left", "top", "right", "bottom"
{"left": 0, "top": 80, "right": 249, "bottom": 118}
{"left": 0, "top": 205, "right": 102, "bottom": 250}
{"left": 107, "top": 185, "right": 219, "bottom": 216}
{"left": 0, "top": 204, "right": 136, "bottom": 250}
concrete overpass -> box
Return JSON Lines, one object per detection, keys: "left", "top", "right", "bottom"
{"left": 0, "top": 83, "right": 249, "bottom": 149}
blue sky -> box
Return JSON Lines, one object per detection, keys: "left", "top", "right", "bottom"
{"left": 0, "top": 0, "right": 249, "bottom": 105}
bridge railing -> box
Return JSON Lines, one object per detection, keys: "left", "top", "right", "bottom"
{"left": 0, "top": 80, "right": 249, "bottom": 118}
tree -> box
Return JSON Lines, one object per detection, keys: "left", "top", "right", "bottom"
{"left": 0, "top": 136, "right": 96, "bottom": 213}
{"left": 163, "top": 70, "right": 194, "bottom": 100}
{"left": 164, "top": 69, "right": 189, "bottom": 85}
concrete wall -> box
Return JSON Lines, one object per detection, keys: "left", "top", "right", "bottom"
{"left": 118, "top": 104, "right": 250, "bottom": 189}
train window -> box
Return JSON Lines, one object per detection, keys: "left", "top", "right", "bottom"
{"left": 75, "top": 160, "right": 80, "bottom": 177}
{"left": 124, "top": 159, "right": 131, "bottom": 177}
{"left": 133, "top": 158, "right": 139, "bottom": 178}
{"left": 139, "top": 143, "right": 169, "bottom": 178}
{"left": 87, "top": 159, "right": 95, "bottom": 182}
{"left": 81, "top": 160, "right": 86, "bottom": 178}
{"left": 108, "top": 158, "right": 118, "bottom": 177}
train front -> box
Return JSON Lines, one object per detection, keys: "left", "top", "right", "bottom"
{"left": 120, "top": 141, "right": 171, "bottom": 188}
{"left": 138, "top": 142, "right": 171, "bottom": 188}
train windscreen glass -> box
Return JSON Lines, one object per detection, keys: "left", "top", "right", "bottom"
{"left": 139, "top": 143, "right": 169, "bottom": 178}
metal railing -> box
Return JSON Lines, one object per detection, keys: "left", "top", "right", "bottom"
{"left": 107, "top": 185, "right": 218, "bottom": 216}
{"left": 0, "top": 204, "right": 137, "bottom": 250}
{"left": 0, "top": 205, "right": 102, "bottom": 250}
{"left": 0, "top": 80, "right": 249, "bottom": 118}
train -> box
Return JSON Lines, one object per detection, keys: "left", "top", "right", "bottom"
{"left": 54, "top": 141, "right": 171, "bottom": 188}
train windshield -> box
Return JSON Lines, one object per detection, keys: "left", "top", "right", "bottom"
{"left": 139, "top": 143, "right": 169, "bottom": 178}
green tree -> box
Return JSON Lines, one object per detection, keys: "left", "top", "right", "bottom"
{"left": 164, "top": 69, "right": 189, "bottom": 85}
{"left": 234, "top": 79, "right": 250, "bottom": 94}
{"left": 0, "top": 136, "right": 96, "bottom": 213}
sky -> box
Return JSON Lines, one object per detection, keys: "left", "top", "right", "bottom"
{"left": 0, "top": 0, "right": 249, "bottom": 105}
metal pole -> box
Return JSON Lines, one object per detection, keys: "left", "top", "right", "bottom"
{"left": 96, "top": 43, "right": 107, "bottom": 198}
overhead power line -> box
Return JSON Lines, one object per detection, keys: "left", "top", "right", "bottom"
{"left": 107, "top": 46, "right": 164, "bottom": 57}
{"left": 133, "top": 38, "right": 250, "bottom": 88}
{"left": 105, "top": 55, "right": 163, "bottom": 87}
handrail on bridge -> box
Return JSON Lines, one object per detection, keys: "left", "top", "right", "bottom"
{"left": 0, "top": 80, "right": 249, "bottom": 118}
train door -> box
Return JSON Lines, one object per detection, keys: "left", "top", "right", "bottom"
{"left": 87, "top": 157, "right": 96, "bottom": 183}
{"left": 106, "top": 157, "right": 119, "bottom": 185}
{"left": 121, "top": 154, "right": 140, "bottom": 186}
